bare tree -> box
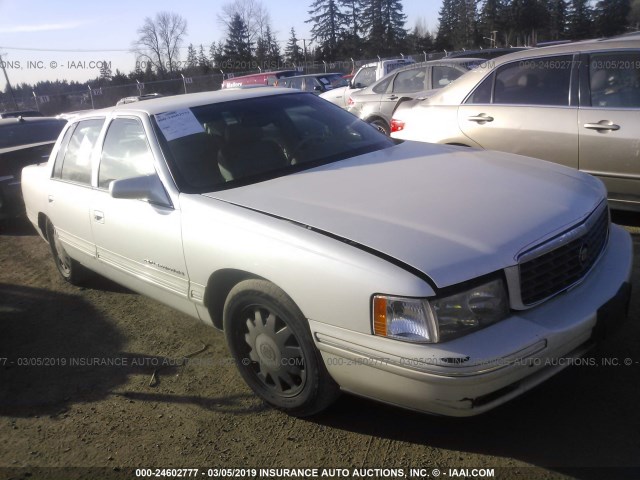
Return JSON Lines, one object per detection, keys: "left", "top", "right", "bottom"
{"left": 218, "top": 0, "right": 271, "bottom": 45}
{"left": 133, "top": 11, "right": 187, "bottom": 75}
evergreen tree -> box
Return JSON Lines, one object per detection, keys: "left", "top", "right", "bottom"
{"left": 479, "top": 0, "right": 506, "bottom": 46}
{"left": 198, "top": 44, "right": 211, "bottom": 73}
{"left": 382, "top": 0, "right": 408, "bottom": 50}
{"left": 595, "top": 0, "right": 631, "bottom": 36}
{"left": 186, "top": 44, "right": 198, "bottom": 70}
{"left": 547, "top": 0, "right": 569, "bottom": 40}
{"left": 567, "top": 0, "right": 593, "bottom": 39}
{"left": 223, "top": 13, "right": 253, "bottom": 71}
{"left": 99, "top": 59, "right": 112, "bottom": 80}
{"left": 284, "top": 27, "right": 303, "bottom": 66}
{"left": 307, "top": 0, "right": 345, "bottom": 57}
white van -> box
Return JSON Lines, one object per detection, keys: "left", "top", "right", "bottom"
{"left": 319, "top": 58, "right": 415, "bottom": 108}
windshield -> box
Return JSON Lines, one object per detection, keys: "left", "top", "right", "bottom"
{"left": 155, "top": 92, "right": 394, "bottom": 193}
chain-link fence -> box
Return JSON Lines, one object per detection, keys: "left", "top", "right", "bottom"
{"left": 0, "top": 51, "right": 453, "bottom": 116}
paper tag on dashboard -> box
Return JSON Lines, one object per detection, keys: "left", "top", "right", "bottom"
{"left": 155, "top": 109, "right": 204, "bottom": 141}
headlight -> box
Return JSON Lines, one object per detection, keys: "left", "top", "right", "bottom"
{"left": 373, "top": 278, "right": 509, "bottom": 343}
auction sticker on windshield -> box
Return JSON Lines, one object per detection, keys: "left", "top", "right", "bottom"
{"left": 155, "top": 109, "right": 204, "bottom": 141}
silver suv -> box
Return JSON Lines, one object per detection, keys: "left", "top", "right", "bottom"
{"left": 348, "top": 58, "right": 484, "bottom": 135}
{"left": 391, "top": 34, "right": 640, "bottom": 211}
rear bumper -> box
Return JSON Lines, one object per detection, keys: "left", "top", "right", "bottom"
{"left": 0, "top": 176, "right": 24, "bottom": 220}
{"left": 311, "top": 224, "right": 633, "bottom": 416}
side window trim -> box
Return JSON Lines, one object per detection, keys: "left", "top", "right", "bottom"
{"left": 97, "top": 116, "right": 158, "bottom": 191}
{"left": 51, "top": 123, "right": 77, "bottom": 179}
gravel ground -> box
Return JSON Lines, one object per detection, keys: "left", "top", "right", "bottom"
{"left": 0, "top": 213, "right": 639, "bottom": 480}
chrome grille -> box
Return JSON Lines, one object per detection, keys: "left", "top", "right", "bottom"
{"left": 519, "top": 206, "right": 609, "bottom": 306}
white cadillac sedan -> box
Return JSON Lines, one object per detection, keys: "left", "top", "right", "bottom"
{"left": 22, "top": 88, "right": 632, "bottom": 417}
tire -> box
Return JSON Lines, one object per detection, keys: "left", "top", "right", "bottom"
{"left": 46, "top": 219, "right": 88, "bottom": 285}
{"left": 223, "top": 279, "right": 340, "bottom": 416}
{"left": 370, "top": 119, "right": 390, "bottom": 136}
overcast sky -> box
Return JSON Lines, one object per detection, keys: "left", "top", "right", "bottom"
{"left": 0, "top": 0, "right": 441, "bottom": 89}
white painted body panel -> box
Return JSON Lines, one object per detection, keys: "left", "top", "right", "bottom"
{"left": 20, "top": 89, "right": 633, "bottom": 416}
{"left": 209, "top": 141, "right": 606, "bottom": 289}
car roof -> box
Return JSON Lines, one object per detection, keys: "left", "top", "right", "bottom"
{"left": 0, "top": 116, "right": 65, "bottom": 126}
{"left": 285, "top": 73, "right": 344, "bottom": 79}
{"left": 71, "top": 87, "right": 300, "bottom": 119}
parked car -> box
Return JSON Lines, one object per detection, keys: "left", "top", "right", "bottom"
{"left": 221, "top": 70, "right": 298, "bottom": 89}
{"left": 348, "top": 58, "right": 485, "bottom": 134}
{"left": 319, "top": 57, "right": 415, "bottom": 108}
{"left": 0, "top": 116, "right": 67, "bottom": 221}
{"left": 391, "top": 34, "right": 640, "bottom": 212}
{"left": 280, "top": 73, "right": 348, "bottom": 94}
{"left": 0, "top": 110, "right": 43, "bottom": 119}
{"left": 22, "top": 88, "right": 631, "bottom": 417}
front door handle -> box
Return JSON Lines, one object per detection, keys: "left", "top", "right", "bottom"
{"left": 387, "top": 95, "right": 399, "bottom": 100}
{"left": 468, "top": 114, "right": 494, "bottom": 123}
{"left": 93, "top": 210, "right": 104, "bottom": 223}
{"left": 584, "top": 121, "right": 620, "bottom": 132}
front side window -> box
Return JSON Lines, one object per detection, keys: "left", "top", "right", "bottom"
{"left": 493, "top": 55, "right": 573, "bottom": 106}
{"left": 59, "top": 118, "right": 105, "bottom": 185}
{"left": 352, "top": 67, "right": 376, "bottom": 88}
{"left": 98, "top": 118, "right": 155, "bottom": 189}
{"left": 589, "top": 51, "right": 640, "bottom": 108}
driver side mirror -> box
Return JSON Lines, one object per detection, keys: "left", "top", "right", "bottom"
{"left": 109, "top": 174, "right": 172, "bottom": 208}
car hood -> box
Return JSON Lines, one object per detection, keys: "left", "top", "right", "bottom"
{"left": 205, "top": 141, "right": 605, "bottom": 288}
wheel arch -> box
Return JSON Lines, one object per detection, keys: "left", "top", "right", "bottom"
{"left": 204, "top": 268, "right": 264, "bottom": 330}
{"left": 38, "top": 213, "right": 50, "bottom": 242}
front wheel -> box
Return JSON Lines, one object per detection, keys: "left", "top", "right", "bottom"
{"left": 223, "top": 279, "right": 340, "bottom": 416}
{"left": 46, "top": 219, "right": 87, "bottom": 285}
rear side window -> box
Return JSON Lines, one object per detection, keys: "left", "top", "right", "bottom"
{"left": 392, "top": 68, "right": 426, "bottom": 93}
{"left": 589, "top": 52, "right": 640, "bottom": 108}
{"left": 58, "top": 118, "right": 104, "bottom": 185}
{"left": 98, "top": 118, "right": 155, "bottom": 189}
{"left": 432, "top": 65, "right": 465, "bottom": 88}
{"left": 466, "top": 73, "right": 494, "bottom": 104}
{"left": 372, "top": 76, "right": 392, "bottom": 94}
{"left": 493, "top": 55, "right": 573, "bottom": 106}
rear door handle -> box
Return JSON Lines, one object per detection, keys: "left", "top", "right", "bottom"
{"left": 468, "top": 114, "right": 494, "bottom": 123}
{"left": 584, "top": 121, "right": 620, "bottom": 132}
{"left": 93, "top": 210, "right": 104, "bottom": 223}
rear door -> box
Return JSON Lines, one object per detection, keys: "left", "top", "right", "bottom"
{"left": 379, "top": 67, "right": 429, "bottom": 120}
{"left": 458, "top": 54, "right": 579, "bottom": 169}
{"left": 578, "top": 50, "right": 640, "bottom": 209}
{"left": 47, "top": 118, "right": 105, "bottom": 265}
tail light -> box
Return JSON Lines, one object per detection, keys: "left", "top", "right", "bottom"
{"left": 390, "top": 119, "right": 405, "bottom": 133}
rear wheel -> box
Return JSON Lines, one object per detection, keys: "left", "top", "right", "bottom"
{"left": 46, "top": 219, "right": 87, "bottom": 285}
{"left": 223, "top": 279, "right": 340, "bottom": 416}
{"left": 369, "top": 119, "right": 390, "bottom": 136}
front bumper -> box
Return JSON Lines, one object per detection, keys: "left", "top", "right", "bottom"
{"left": 310, "top": 224, "right": 633, "bottom": 416}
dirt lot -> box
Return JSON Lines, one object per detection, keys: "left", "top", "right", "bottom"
{"left": 1, "top": 213, "right": 639, "bottom": 480}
